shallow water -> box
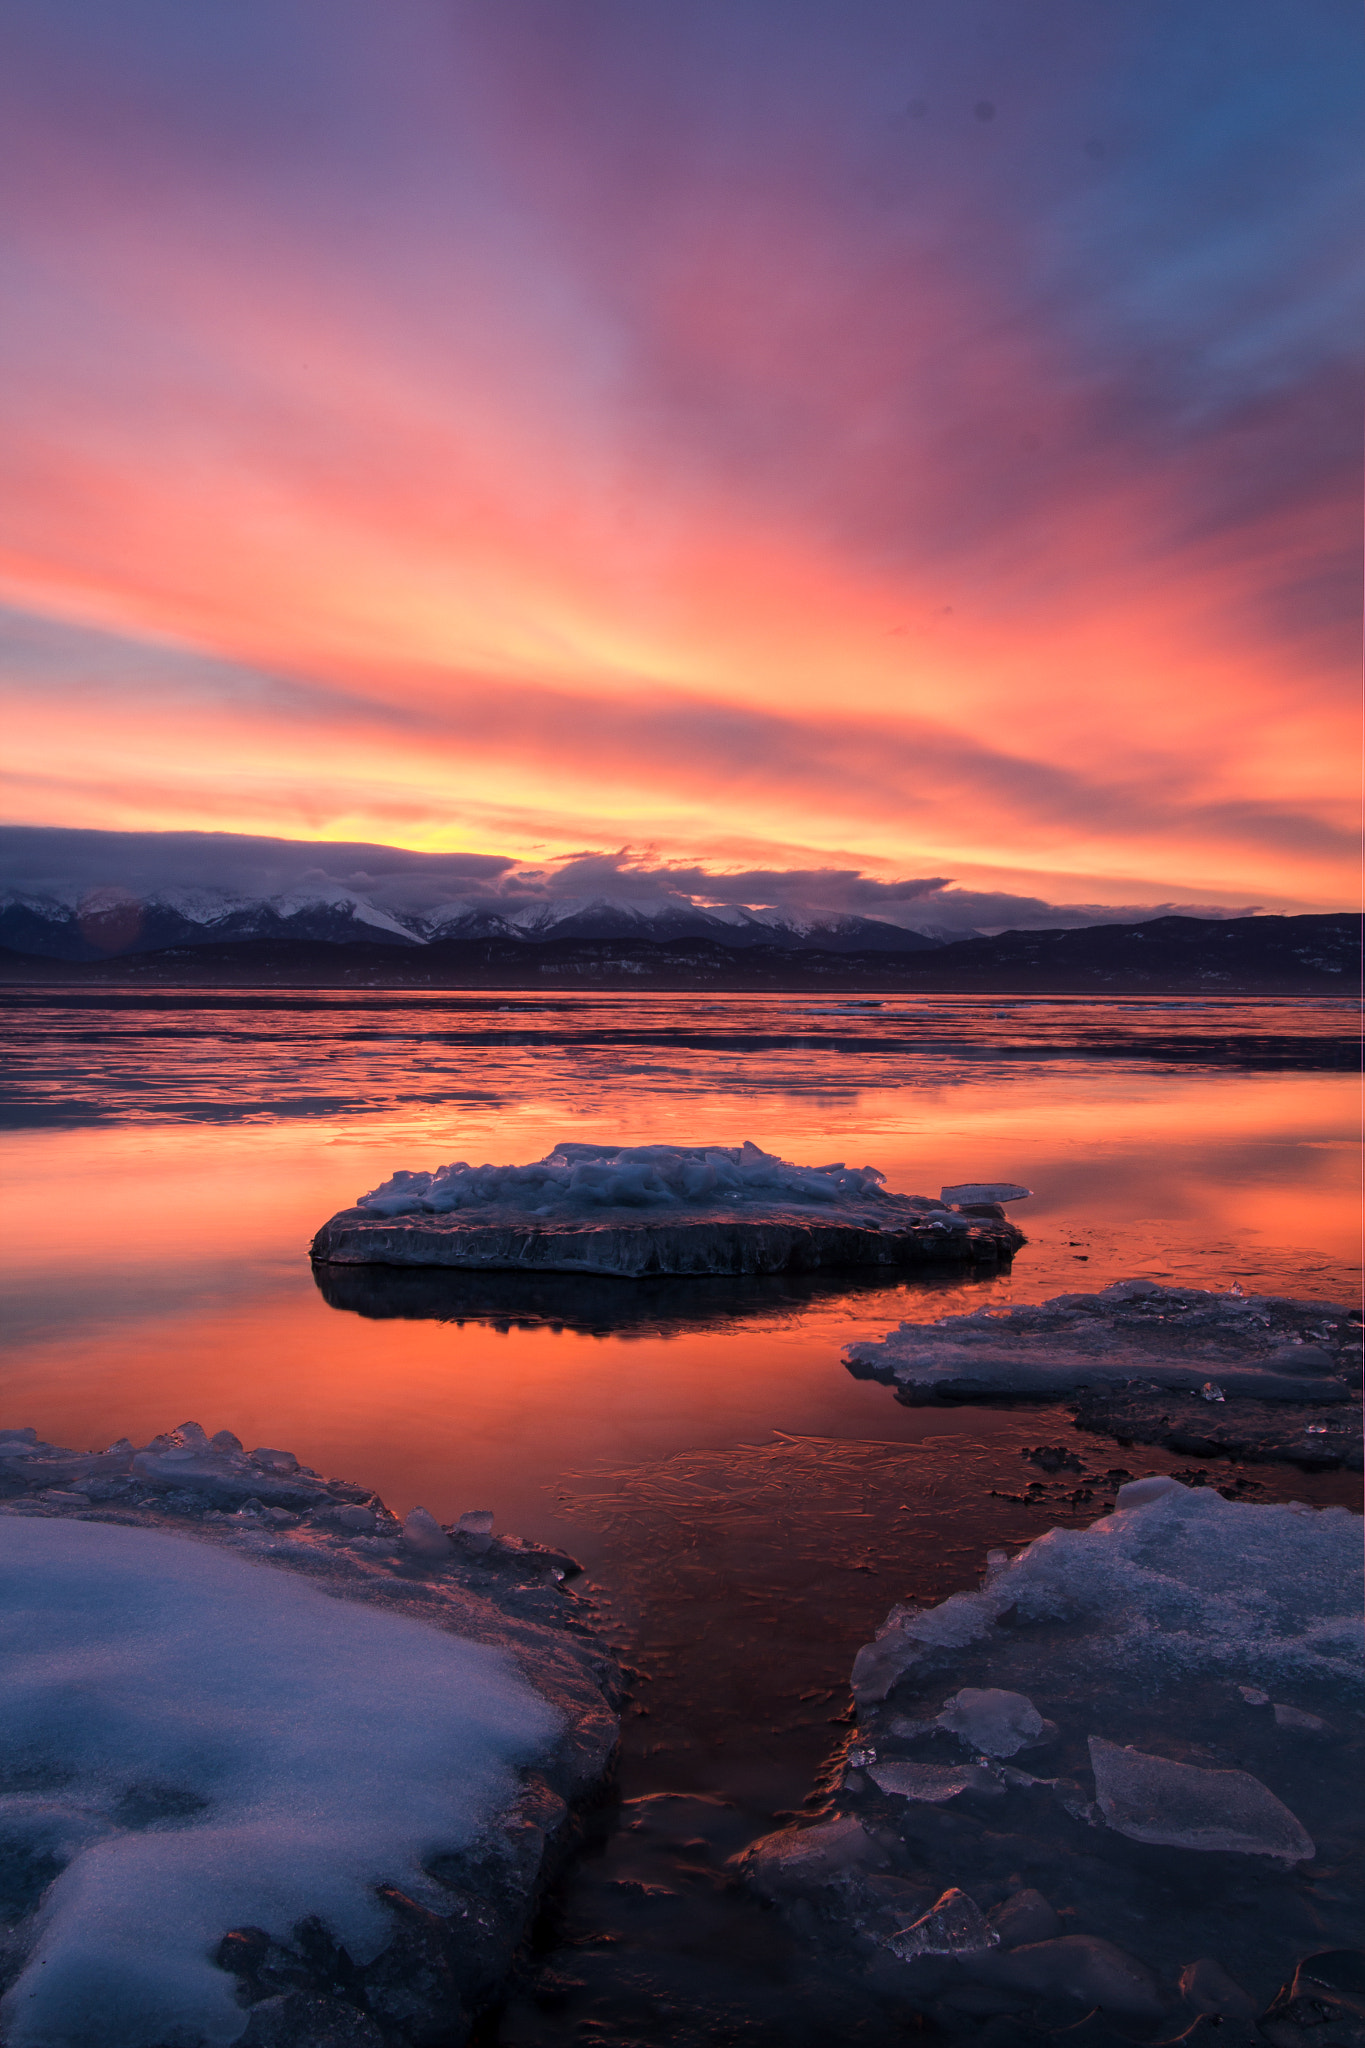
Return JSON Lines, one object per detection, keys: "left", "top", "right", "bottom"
{"left": 0, "top": 990, "right": 1359, "bottom": 2041}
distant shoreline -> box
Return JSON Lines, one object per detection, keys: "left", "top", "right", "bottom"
{"left": 0, "top": 911, "right": 1355, "bottom": 996}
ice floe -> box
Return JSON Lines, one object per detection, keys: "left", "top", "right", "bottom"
{"left": 845, "top": 1280, "right": 1363, "bottom": 1467}
{"left": 314, "top": 1141, "right": 1027, "bottom": 1276}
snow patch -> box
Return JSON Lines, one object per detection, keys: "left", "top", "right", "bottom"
{"left": 0, "top": 1519, "right": 560, "bottom": 2048}
{"left": 356, "top": 1141, "right": 892, "bottom": 1219}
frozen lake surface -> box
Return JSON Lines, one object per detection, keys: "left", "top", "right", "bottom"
{"left": 0, "top": 990, "right": 1358, "bottom": 2044}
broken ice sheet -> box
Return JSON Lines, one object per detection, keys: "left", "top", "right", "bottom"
{"left": 867, "top": 1759, "right": 1002, "bottom": 1803}
{"left": 888, "top": 1885, "right": 998, "bottom": 1957}
{"left": 936, "top": 1686, "right": 1045, "bottom": 1757}
{"left": 1088, "top": 1736, "right": 1314, "bottom": 1860}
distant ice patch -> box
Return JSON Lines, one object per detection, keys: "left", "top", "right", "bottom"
{"left": 356, "top": 1141, "right": 892, "bottom": 1219}
{"left": 0, "top": 1520, "right": 561, "bottom": 2048}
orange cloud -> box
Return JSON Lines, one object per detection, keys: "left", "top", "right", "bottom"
{"left": 0, "top": 2, "right": 1356, "bottom": 911}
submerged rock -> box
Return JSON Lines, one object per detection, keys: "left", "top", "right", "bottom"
{"left": 845, "top": 1281, "right": 1363, "bottom": 1468}
{"left": 312, "top": 1141, "right": 1026, "bottom": 1277}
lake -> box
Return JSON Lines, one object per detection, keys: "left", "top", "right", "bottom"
{"left": 1, "top": 990, "right": 1358, "bottom": 2042}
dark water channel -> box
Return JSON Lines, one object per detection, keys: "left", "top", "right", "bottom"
{"left": 0, "top": 991, "right": 1358, "bottom": 2044}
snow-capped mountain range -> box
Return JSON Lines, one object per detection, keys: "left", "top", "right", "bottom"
{"left": 0, "top": 885, "right": 950, "bottom": 962}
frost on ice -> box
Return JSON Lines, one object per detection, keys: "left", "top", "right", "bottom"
{"left": 355, "top": 1141, "right": 893, "bottom": 1218}
{"left": 0, "top": 1519, "right": 561, "bottom": 2048}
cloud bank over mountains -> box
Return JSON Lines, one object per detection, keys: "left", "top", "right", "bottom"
{"left": 0, "top": 827, "right": 1253, "bottom": 959}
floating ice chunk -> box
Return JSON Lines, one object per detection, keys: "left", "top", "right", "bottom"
{"left": 1088, "top": 1736, "right": 1314, "bottom": 1860}
{"left": 851, "top": 1628, "right": 920, "bottom": 1706}
{"left": 457, "top": 1510, "right": 495, "bottom": 1555}
{"left": 401, "top": 1508, "right": 453, "bottom": 1559}
{"left": 936, "top": 1688, "right": 1044, "bottom": 1758}
{"left": 889, "top": 1886, "right": 998, "bottom": 1957}
{"left": 356, "top": 1169, "right": 433, "bottom": 1217}
{"left": 869, "top": 1759, "right": 1002, "bottom": 1803}
{"left": 329, "top": 1504, "right": 376, "bottom": 1534}
{"left": 1113, "top": 1473, "right": 1186, "bottom": 1510}
{"left": 940, "top": 1183, "right": 1031, "bottom": 1206}
{"left": 846, "top": 1282, "right": 1356, "bottom": 1407}
{"left": 851, "top": 1590, "right": 1007, "bottom": 1706}
{"left": 1273, "top": 1702, "right": 1326, "bottom": 1732}
{"left": 250, "top": 1448, "right": 300, "bottom": 1473}
{"left": 0, "top": 1519, "right": 560, "bottom": 2048}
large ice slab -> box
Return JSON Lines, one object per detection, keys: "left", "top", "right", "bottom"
{"left": 845, "top": 1280, "right": 1363, "bottom": 1467}
{"left": 312, "top": 1141, "right": 1026, "bottom": 1276}
{"left": 0, "top": 1423, "right": 621, "bottom": 2048}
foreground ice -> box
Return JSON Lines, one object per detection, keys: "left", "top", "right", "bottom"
{"left": 0, "top": 1424, "right": 621, "bottom": 2048}
{"left": 0, "top": 1522, "right": 558, "bottom": 2048}
{"left": 740, "top": 1481, "right": 1363, "bottom": 2033}
{"left": 314, "top": 1141, "right": 1027, "bottom": 1276}
{"left": 845, "top": 1279, "right": 1364, "bottom": 1468}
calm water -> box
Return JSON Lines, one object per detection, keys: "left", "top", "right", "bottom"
{"left": 1, "top": 990, "right": 1359, "bottom": 2042}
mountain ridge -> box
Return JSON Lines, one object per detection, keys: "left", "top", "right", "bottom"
{"left": 0, "top": 887, "right": 945, "bottom": 961}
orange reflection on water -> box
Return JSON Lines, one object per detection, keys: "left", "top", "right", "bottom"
{"left": 2, "top": 1044, "right": 1356, "bottom": 1539}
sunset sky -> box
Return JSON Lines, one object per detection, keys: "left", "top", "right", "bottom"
{"left": 0, "top": 1, "right": 1359, "bottom": 922}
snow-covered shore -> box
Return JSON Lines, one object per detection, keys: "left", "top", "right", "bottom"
{"left": 312, "top": 1142, "right": 1027, "bottom": 1276}
{"left": 738, "top": 1478, "right": 1363, "bottom": 2035}
{"left": 0, "top": 1425, "right": 622, "bottom": 2048}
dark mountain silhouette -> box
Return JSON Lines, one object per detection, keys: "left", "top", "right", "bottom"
{"left": 0, "top": 913, "right": 1354, "bottom": 994}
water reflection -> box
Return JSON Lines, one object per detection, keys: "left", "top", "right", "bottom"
{"left": 1, "top": 990, "right": 1353, "bottom": 1127}
{"left": 311, "top": 1259, "right": 987, "bottom": 1337}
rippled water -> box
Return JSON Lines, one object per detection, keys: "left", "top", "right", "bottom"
{"left": 0, "top": 990, "right": 1358, "bottom": 2042}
